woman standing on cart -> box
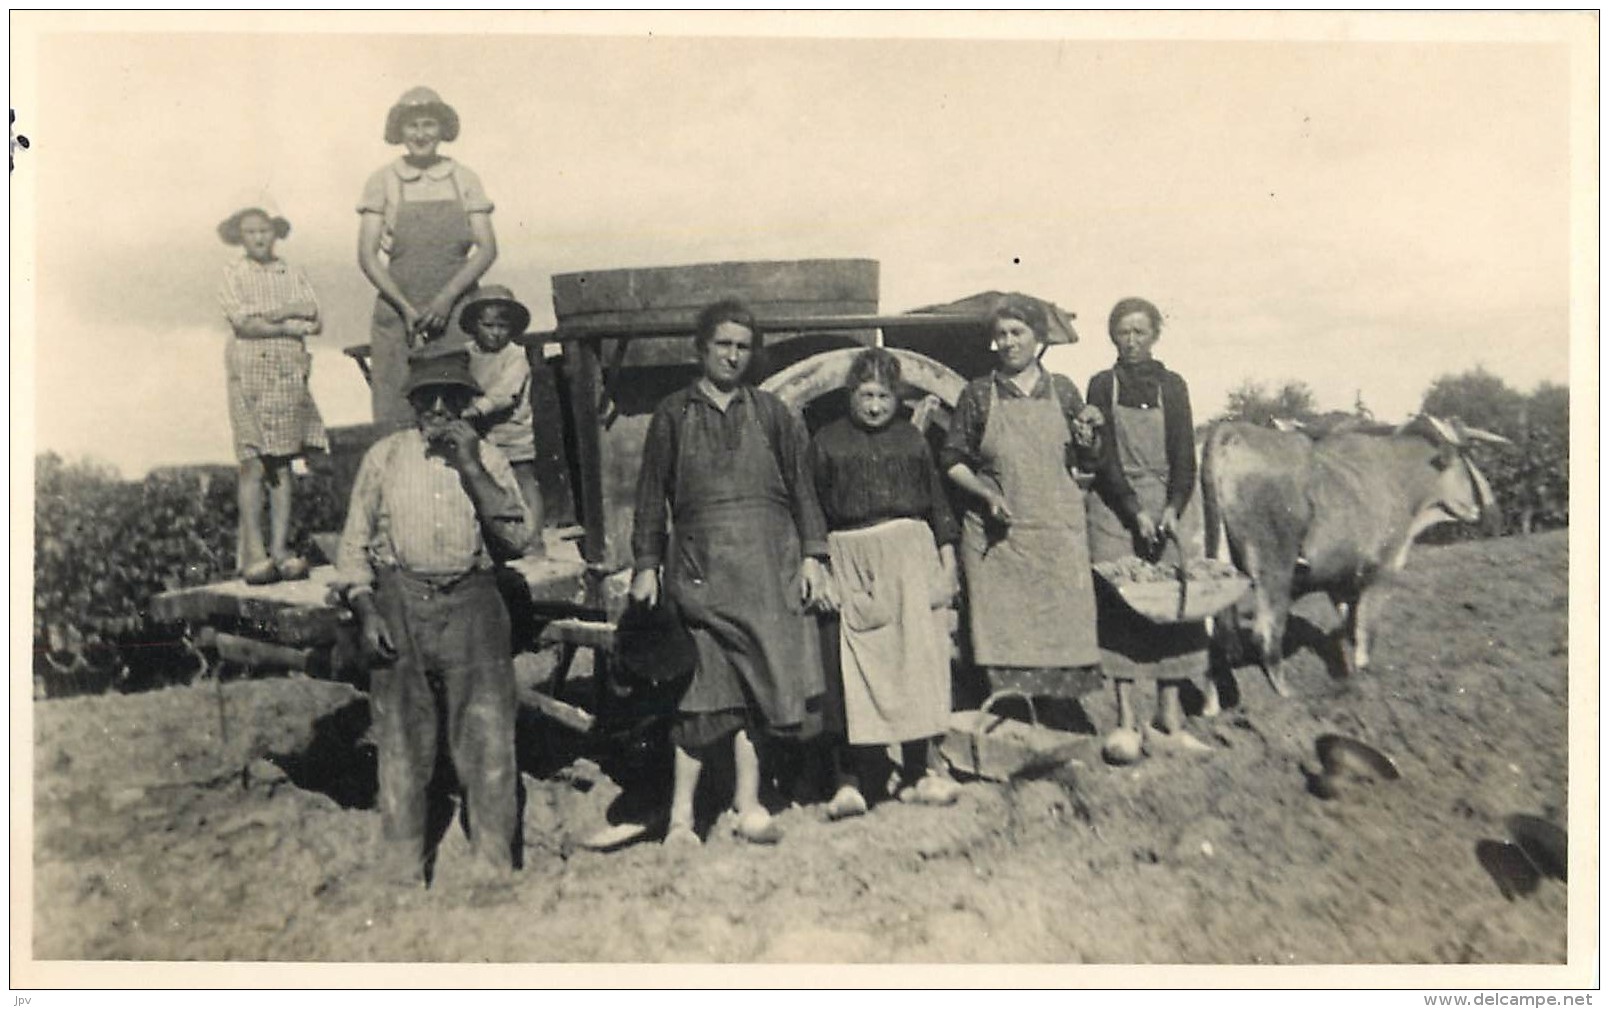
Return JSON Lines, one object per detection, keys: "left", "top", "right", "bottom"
{"left": 358, "top": 86, "right": 498, "bottom": 431}
{"left": 1086, "top": 296, "right": 1212, "bottom": 760}
{"left": 942, "top": 295, "right": 1104, "bottom": 712}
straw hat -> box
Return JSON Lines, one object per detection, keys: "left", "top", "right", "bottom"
{"left": 459, "top": 284, "right": 532, "bottom": 336}
{"left": 384, "top": 86, "right": 461, "bottom": 145}
{"left": 217, "top": 193, "right": 290, "bottom": 245}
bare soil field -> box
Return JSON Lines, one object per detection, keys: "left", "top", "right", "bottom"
{"left": 31, "top": 531, "right": 1569, "bottom": 964}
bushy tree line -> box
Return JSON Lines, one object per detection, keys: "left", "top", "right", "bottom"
{"left": 33, "top": 453, "right": 345, "bottom": 697}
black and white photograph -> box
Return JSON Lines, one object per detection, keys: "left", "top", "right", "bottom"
{"left": 10, "top": 10, "right": 1597, "bottom": 990}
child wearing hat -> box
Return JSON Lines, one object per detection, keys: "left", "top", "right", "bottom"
{"left": 333, "top": 345, "right": 533, "bottom": 884}
{"left": 459, "top": 285, "right": 545, "bottom": 559}
{"left": 216, "top": 201, "right": 328, "bottom": 585}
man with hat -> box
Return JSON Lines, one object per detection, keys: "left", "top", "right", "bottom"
{"left": 334, "top": 345, "right": 533, "bottom": 883}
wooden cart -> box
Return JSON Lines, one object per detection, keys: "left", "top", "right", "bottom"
{"left": 151, "top": 259, "right": 1061, "bottom": 750}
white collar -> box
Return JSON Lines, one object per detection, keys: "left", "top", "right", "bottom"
{"left": 390, "top": 156, "right": 457, "bottom": 182}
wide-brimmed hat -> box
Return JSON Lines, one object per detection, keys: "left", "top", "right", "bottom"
{"left": 459, "top": 284, "right": 532, "bottom": 337}
{"left": 217, "top": 205, "right": 290, "bottom": 246}
{"left": 384, "top": 86, "right": 461, "bottom": 145}
{"left": 403, "top": 345, "right": 481, "bottom": 398}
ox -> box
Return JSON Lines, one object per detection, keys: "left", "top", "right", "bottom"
{"left": 1200, "top": 414, "right": 1507, "bottom": 706}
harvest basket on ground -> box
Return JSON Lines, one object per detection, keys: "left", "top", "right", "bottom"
{"left": 1092, "top": 554, "right": 1250, "bottom": 624}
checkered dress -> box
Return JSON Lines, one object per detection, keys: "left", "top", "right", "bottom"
{"left": 219, "top": 258, "right": 329, "bottom": 461}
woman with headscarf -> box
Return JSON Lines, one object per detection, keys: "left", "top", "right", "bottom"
{"left": 358, "top": 86, "right": 498, "bottom": 431}
{"left": 1086, "top": 296, "right": 1213, "bottom": 760}
{"left": 942, "top": 295, "right": 1104, "bottom": 706}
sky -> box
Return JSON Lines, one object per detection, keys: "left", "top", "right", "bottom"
{"left": 14, "top": 13, "right": 1586, "bottom": 476}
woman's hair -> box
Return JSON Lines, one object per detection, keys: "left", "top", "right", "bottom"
{"left": 845, "top": 346, "right": 902, "bottom": 393}
{"left": 1108, "top": 296, "right": 1164, "bottom": 336}
{"left": 988, "top": 294, "right": 1049, "bottom": 342}
{"left": 693, "top": 299, "right": 764, "bottom": 352}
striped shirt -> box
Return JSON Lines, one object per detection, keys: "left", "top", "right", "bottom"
{"left": 218, "top": 257, "right": 321, "bottom": 335}
{"left": 334, "top": 429, "right": 531, "bottom": 595}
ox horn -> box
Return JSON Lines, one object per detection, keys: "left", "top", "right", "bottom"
{"left": 1398, "top": 413, "right": 1460, "bottom": 445}
{"left": 1451, "top": 420, "right": 1514, "bottom": 447}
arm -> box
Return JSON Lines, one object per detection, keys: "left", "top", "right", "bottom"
{"left": 440, "top": 423, "right": 529, "bottom": 559}
{"left": 1160, "top": 372, "right": 1198, "bottom": 533}
{"left": 466, "top": 349, "right": 526, "bottom": 419}
{"left": 219, "top": 266, "right": 313, "bottom": 339}
{"left": 765, "top": 396, "right": 830, "bottom": 605}
{"left": 941, "top": 383, "right": 1011, "bottom": 521}
{"left": 358, "top": 211, "right": 421, "bottom": 339}
{"left": 628, "top": 403, "right": 677, "bottom": 605}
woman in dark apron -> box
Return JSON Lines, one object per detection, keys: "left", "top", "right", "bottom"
{"left": 358, "top": 86, "right": 498, "bottom": 432}
{"left": 942, "top": 296, "right": 1103, "bottom": 709}
{"left": 1086, "top": 297, "right": 1212, "bottom": 761}
{"left": 628, "top": 300, "right": 830, "bottom": 848}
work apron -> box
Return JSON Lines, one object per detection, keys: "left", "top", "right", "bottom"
{"left": 1085, "top": 374, "right": 1209, "bottom": 683}
{"left": 665, "top": 396, "right": 824, "bottom": 735}
{"left": 960, "top": 380, "right": 1101, "bottom": 673}
{"left": 827, "top": 518, "right": 951, "bottom": 745}
{"left": 370, "top": 179, "right": 479, "bottom": 431}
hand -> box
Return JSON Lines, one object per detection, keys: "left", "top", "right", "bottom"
{"left": 400, "top": 304, "right": 425, "bottom": 348}
{"left": 414, "top": 294, "right": 455, "bottom": 341}
{"left": 799, "top": 557, "right": 830, "bottom": 610}
{"left": 435, "top": 419, "right": 481, "bottom": 470}
{"left": 361, "top": 611, "right": 397, "bottom": 663}
{"left": 629, "top": 568, "right": 660, "bottom": 608}
{"left": 984, "top": 490, "right": 1014, "bottom": 526}
{"left": 1156, "top": 506, "right": 1180, "bottom": 542}
{"left": 1135, "top": 511, "right": 1159, "bottom": 546}
{"left": 1073, "top": 404, "right": 1105, "bottom": 448}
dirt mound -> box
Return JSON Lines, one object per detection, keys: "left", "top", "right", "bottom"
{"left": 31, "top": 533, "right": 1569, "bottom": 963}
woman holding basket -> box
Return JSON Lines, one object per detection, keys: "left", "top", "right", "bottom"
{"left": 1086, "top": 296, "right": 1213, "bottom": 762}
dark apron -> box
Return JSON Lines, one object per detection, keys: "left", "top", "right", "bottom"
{"left": 1086, "top": 373, "right": 1209, "bottom": 682}
{"left": 960, "top": 379, "right": 1100, "bottom": 671}
{"left": 666, "top": 394, "right": 824, "bottom": 732}
{"left": 370, "top": 178, "right": 479, "bottom": 432}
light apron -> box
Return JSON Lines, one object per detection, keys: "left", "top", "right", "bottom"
{"left": 828, "top": 518, "right": 951, "bottom": 745}
{"left": 665, "top": 395, "right": 824, "bottom": 733}
{"left": 370, "top": 178, "right": 480, "bottom": 431}
{"left": 1085, "top": 373, "right": 1209, "bottom": 682}
{"left": 960, "top": 380, "right": 1101, "bottom": 672}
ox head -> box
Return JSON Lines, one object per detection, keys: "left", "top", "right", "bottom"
{"left": 1396, "top": 414, "right": 1511, "bottom": 529}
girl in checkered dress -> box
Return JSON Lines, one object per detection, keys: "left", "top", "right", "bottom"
{"left": 217, "top": 204, "right": 329, "bottom": 585}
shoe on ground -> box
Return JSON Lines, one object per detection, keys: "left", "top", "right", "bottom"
{"left": 899, "top": 775, "right": 960, "bottom": 807}
{"left": 276, "top": 555, "right": 311, "bottom": 581}
{"left": 825, "top": 785, "right": 868, "bottom": 821}
{"left": 242, "top": 559, "right": 280, "bottom": 586}
{"left": 662, "top": 823, "right": 702, "bottom": 849}
{"left": 734, "top": 809, "right": 783, "bottom": 845}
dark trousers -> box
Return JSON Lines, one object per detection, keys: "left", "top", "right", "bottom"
{"left": 371, "top": 567, "right": 518, "bottom": 875}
